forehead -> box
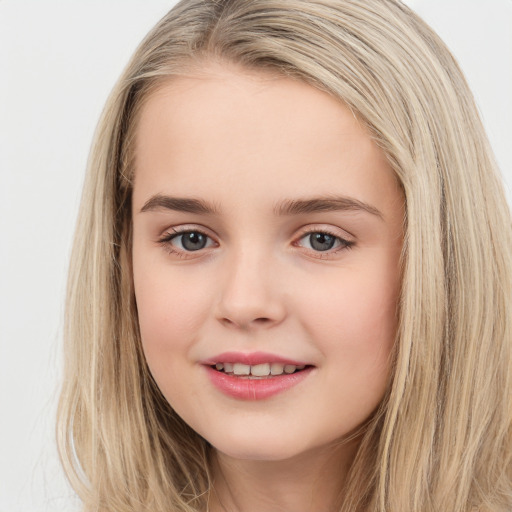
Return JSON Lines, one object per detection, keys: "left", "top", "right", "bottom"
{"left": 132, "top": 62, "right": 399, "bottom": 216}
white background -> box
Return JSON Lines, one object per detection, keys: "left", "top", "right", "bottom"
{"left": 0, "top": 1, "right": 511, "bottom": 511}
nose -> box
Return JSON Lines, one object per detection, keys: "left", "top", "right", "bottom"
{"left": 215, "top": 248, "right": 286, "bottom": 330}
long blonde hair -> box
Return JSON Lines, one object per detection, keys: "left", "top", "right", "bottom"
{"left": 57, "top": 1, "right": 512, "bottom": 510}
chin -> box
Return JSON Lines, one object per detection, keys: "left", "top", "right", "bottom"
{"left": 208, "top": 429, "right": 324, "bottom": 463}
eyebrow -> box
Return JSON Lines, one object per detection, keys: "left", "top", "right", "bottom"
{"left": 140, "top": 193, "right": 382, "bottom": 219}
{"left": 140, "top": 194, "right": 220, "bottom": 215}
{"left": 275, "top": 196, "right": 383, "bottom": 219}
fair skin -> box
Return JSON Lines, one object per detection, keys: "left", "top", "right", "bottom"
{"left": 132, "top": 61, "right": 403, "bottom": 512}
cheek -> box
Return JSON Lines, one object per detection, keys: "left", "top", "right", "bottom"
{"left": 302, "top": 263, "right": 399, "bottom": 366}
{"left": 133, "top": 260, "right": 212, "bottom": 369}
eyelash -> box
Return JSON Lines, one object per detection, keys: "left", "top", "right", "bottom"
{"left": 295, "top": 228, "right": 354, "bottom": 257}
{"left": 157, "top": 227, "right": 215, "bottom": 257}
{"left": 157, "top": 227, "right": 354, "bottom": 258}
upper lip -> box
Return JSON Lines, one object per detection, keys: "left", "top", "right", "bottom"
{"left": 201, "top": 351, "right": 311, "bottom": 366}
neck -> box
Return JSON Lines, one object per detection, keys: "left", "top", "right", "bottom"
{"left": 207, "top": 440, "right": 359, "bottom": 512}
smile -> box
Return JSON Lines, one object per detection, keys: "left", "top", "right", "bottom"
{"left": 212, "top": 362, "right": 307, "bottom": 378}
{"left": 202, "top": 352, "right": 315, "bottom": 400}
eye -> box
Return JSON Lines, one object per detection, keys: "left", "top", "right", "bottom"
{"left": 159, "top": 229, "right": 216, "bottom": 253}
{"left": 296, "top": 230, "right": 353, "bottom": 253}
{"left": 175, "top": 231, "right": 211, "bottom": 251}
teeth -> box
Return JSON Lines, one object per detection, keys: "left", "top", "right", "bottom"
{"left": 214, "top": 362, "right": 307, "bottom": 376}
{"left": 270, "top": 363, "right": 285, "bottom": 375}
{"left": 233, "top": 363, "right": 250, "bottom": 375}
{"left": 251, "top": 363, "right": 270, "bottom": 377}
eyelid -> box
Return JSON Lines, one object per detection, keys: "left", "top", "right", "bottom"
{"left": 157, "top": 223, "right": 217, "bottom": 239}
{"left": 295, "top": 223, "right": 355, "bottom": 242}
{"left": 293, "top": 225, "right": 355, "bottom": 256}
{"left": 157, "top": 224, "right": 218, "bottom": 257}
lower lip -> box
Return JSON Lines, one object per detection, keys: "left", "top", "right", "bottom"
{"left": 204, "top": 365, "right": 314, "bottom": 400}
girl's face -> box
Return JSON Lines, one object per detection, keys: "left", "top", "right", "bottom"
{"left": 132, "top": 63, "right": 403, "bottom": 462}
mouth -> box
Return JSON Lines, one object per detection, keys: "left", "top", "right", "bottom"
{"left": 205, "top": 363, "right": 314, "bottom": 400}
{"left": 209, "top": 362, "right": 312, "bottom": 379}
{"left": 202, "top": 352, "right": 315, "bottom": 399}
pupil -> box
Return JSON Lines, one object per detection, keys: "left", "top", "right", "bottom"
{"left": 182, "top": 232, "right": 206, "bottom": 251}
{"left": 310, "top": 233, "right": 335, "bottom": 251}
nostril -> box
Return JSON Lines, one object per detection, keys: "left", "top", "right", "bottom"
{"left": 220, "top": 316, "right": 273, "bottom": 329}
{"left": 220, "top": 318, "right": 240, "bottom": 329}
{"left": 254, "top": 317, "right": 271, "bottom": 324}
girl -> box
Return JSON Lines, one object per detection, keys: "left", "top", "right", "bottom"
{"left": 57, "top": 1, "right": 512, "bottom": 511}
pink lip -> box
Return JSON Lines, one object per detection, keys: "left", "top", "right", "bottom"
{"left": 201, "top": 351, "right": 314, "bottom": 400}
{"left": 204, "top": 366, "right": 313, "bottom": 400}
{"left": 201, "top": 351, "right": 308, "bottom": 366}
